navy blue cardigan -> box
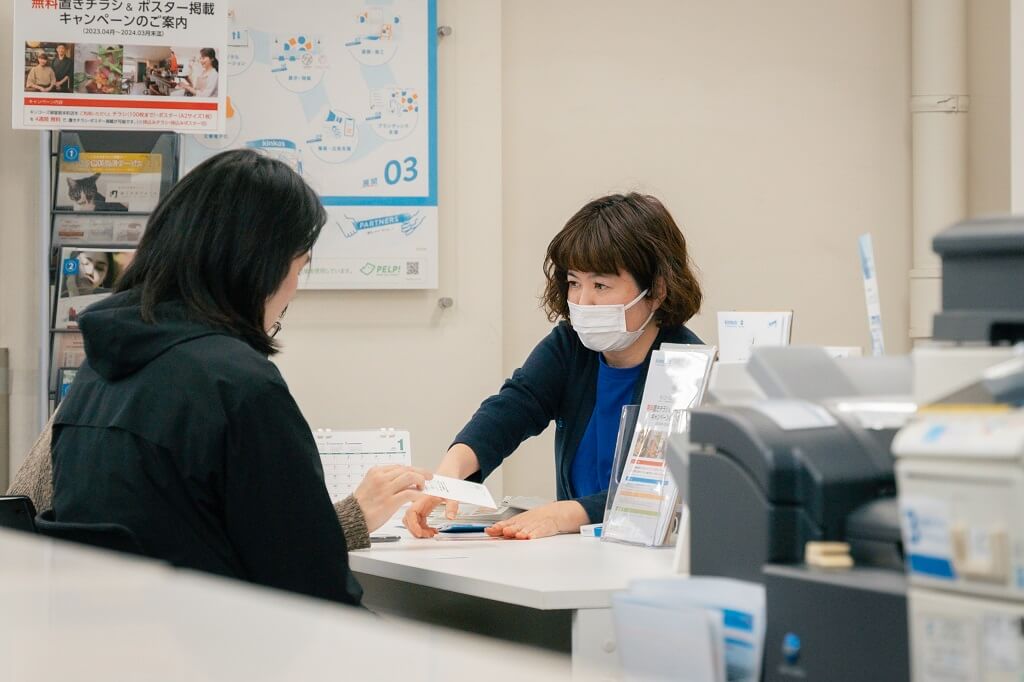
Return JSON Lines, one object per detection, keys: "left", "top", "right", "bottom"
{"left": 452, "top": 322, "right": 703, "bottom": 523}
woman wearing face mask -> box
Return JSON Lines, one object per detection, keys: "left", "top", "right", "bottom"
{"left": 405, "top": 193, "right": 703, "bottom": 540}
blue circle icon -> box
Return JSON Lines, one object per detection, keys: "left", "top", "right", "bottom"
{"left": 62, "top": 145, "right": 80, "bottom": 162}
{"left": 63, "top": 258, "right": 79, "bottom": 276}
{"left": 782, "top": 633, "right": 801, "bottom": 665}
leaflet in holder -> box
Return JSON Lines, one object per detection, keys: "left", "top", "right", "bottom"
{"left": 423, "top": 475, "right": 497, "bottom": 509}
{"left": 53, "top": 131, "right": 179, "bottom": 214}
{"left": 603, "top": 344, "right": 717, "bottom": 547}
{"left": 54, "top": 247, "right": 136, "bottom": 330}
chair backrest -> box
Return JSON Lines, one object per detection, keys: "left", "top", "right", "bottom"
{"left": 0, "top": 495, "right": 38, "bottom": 533}
{"left": 34, "top": 508, "right": 145, "bottom": 556}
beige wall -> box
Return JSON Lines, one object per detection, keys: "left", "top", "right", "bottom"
{"left": 0, "top": 0, "right": 44, "bottom": 479}
{"left": 500, "top": 0, "right": 915, "bottom": 498}
{"left": 0, "top": 0, "right": 1014, "bottom": 501}
{"left": 272, "top": 0, "right": 505, "bottom": 496}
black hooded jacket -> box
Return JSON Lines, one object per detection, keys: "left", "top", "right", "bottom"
{"left": 52, "top": 290, "right": 362, "bottom": 606}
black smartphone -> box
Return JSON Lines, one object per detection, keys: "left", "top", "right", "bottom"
{"left": 0, "top": 496, "right": 38, "bottom": 533}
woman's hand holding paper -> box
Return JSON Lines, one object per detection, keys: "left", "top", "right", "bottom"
{"left": 354, "top": 465, "right": 432, "bottom": 533}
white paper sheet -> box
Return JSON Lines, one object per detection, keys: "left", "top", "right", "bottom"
{"left": 717, "top": 311, "right": 793, "bottom": 363}
{"left": 625, "top": 577, "right": 766, "bottom": 682}
{"left": 612, "top": 596, "right": 724, "bottom": 682}
{"left": 423, "top": 475, "right": 497, "bottom": 509}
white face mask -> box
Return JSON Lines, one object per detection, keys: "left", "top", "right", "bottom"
{"left": 568, "top": 289, "right": 655, "bottom": 353}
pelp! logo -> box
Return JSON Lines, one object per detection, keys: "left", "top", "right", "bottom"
{"left": 360, "top": 262, "right": 401, "bottom": 276}
{"left": 782, "top": 632, "right": 801, "bottom": 665}
{"left": 63, "top": 258, "right": 79, "bottom": 276}
{"left": 62, "top": 145, "right": 80, "bottom": 163}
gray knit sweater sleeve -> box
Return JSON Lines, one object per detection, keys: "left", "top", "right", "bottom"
{"left": 334, "top": 495, "right": 370, "bottom": 550}
{"left": 7, "top": 413, "right": 56, "bottom": 511}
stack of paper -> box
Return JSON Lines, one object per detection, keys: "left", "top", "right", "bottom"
{"left": 428, "top": 495, "right": 550, "bottom": 525}
{"left": 428, "top": 505, "right": 512, "bottom": 525}
{"left": 612, "top": 577, "right": 766, "bottom": 682}
{"left": 717, "top": 311, "right": 794, "bottom": 363}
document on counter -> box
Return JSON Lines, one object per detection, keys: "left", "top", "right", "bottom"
{"left": 423, "top": 475, "right": 498, "bottom": 509}
{"left": 434, "top": 532, "right": 501, "bottom": 542}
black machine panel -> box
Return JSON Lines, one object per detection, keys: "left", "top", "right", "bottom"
{"left": 688, "top": 404, "right": 896, "bottom": 583}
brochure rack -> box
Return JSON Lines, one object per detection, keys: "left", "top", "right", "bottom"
{"left": 38, "top": 130, "right": 179, "bottom": 423}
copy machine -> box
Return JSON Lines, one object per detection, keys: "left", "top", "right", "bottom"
{"left": 893, "top": 216, "right": 1024, "bottom": 682}
{"left": 668, "top": 216, "right": 1024, "bottom": 681}
{"left": 675, "top": 348, "right": 912, "bottom": 682}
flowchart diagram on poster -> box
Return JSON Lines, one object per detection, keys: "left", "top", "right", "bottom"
{"left": 182, "top": 0, "right": 437, "bottom": 289}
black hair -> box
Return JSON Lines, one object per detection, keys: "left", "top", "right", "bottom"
{"left": 117, "top": 148, "right": 325, "bottom": 355}
{"left": 200, "top": 47, "right": 219, "bottom": 71}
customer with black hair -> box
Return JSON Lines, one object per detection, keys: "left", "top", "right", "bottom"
{"left": 50, "top": 149, "right": 429, "bottom": 606}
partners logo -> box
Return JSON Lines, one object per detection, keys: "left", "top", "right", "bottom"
{"left": 339, "top": 211, "right": 424, "bottom": 238}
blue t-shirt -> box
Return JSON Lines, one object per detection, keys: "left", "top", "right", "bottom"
{"left": 570, "top": 355, "right": 644, "bottom": 497}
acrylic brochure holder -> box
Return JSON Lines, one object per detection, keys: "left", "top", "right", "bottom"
{"left": 603, "top": 403, "right": 640, "bottom": 525}
{"left": 602, "top": 344, "right": 717, "bottom": 548}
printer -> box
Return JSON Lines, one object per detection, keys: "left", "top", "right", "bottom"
{"left": 893, "top": 216, "right": 1024, "bottom": 682}
{"left": 676, "top": 348, "right": 912, "bottom": 682}
{"left": 669, "top": 216, "right": 1024, "bottom": 682}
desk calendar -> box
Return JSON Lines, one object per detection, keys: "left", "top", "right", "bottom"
{"left": 313, "top": 429, "right": 412, "bottom": 503}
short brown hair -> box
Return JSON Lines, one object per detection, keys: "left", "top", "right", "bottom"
{"left": 541, "top": 193, "right": 702, "bottom": 327}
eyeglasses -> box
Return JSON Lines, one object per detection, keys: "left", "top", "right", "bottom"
{"left": 268, "top": 305, "right": 288, "bottom": 339}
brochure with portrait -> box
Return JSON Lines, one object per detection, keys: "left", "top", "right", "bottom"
{"left": 54, "top": 247, "right": 135, "bottom": 330}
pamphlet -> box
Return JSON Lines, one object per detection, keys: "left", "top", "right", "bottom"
{"left": 53, "top": 214, "right": 147, "bottom": 247}
{"left": 55, "top": 153, "right": 164, "bottom": 213}
{"left": 54, "top": 247, "right": 135, "bottom": 330}
{"left": 603, "top": 345, "right": 716, "bottom": 546}
{"left": 717, "top": 311, "right": 793, "bottom": 363}
{"left": 50, "top": 332, "right": 85, "bottom": 390}
{"left": 56, "top": 368, "right": 79, "bottom": 403}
